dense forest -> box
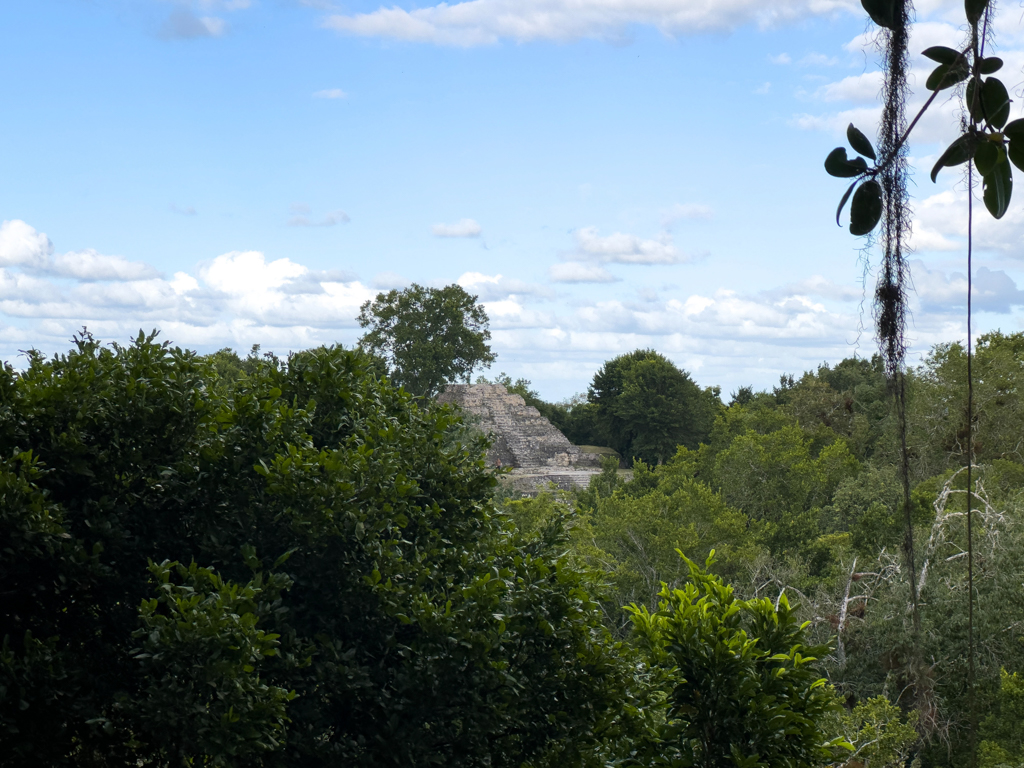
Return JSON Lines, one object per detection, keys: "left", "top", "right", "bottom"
{"left": 2, "top": 330, "right": 1023, "bottom": 766}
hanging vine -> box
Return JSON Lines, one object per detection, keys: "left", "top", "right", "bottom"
{"left": 824, "top": 0, "right": 1009, "bottom": 758}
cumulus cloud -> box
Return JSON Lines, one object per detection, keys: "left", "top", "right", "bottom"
{"left": 0, "top": 220, "right": 54, "bottom": 269}
{"left": 769, "top": 52, "right": 792, "bottom": 64}
{"left": 911, "top": 260, "right": 1024, "bottom": 314}
{"left": 52, "top": 251, "right": 160, "bottom": 282}
{"left": 323, "top": 0, "right": 858, "bottom": 45}
{"left": 573, "top": 227, "right": 686, "bottom": 265}
{"left": 816, "top": 71, "right": 883, "bottom": 103}
{"left": 0, "top": 221, "right": 380, "bottom": 357}
{"left": 313, "top": 89, "right": 347, "bottom": 99}
{"left": 911, "top": 189, "right": 1024, "bottom": 255}
{"left": 0, "top": 221, "right": 156, "bottom": 280}
{"left": 549, "top": 262, "right": 617, "bottom": 283}
{"left": 457, "top": 271, "right": 552, "bottom": 300}
{"left": 432, "top": 218, "right": 482, "bottom": 238}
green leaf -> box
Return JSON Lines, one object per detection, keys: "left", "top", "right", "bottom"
{"left": 984, "top": 77, "right": 1011, "bottom": 129}
{"left": 926, "top": 59, "right": 970, "bottom": 91}
{"left": 966, "top": 0, "right": 990, "bottom": 24}
{"left": 836, "top": 181, "right": 858, "bottom": 226}
{"left": 1008, "top": 136, "right": 1024, "bottom": 173}
{"left": 983, "top": 156, "right": 1012, "bottom": 218}
{"left": 966, "top": 77, "right": 983, "bottom": 123}
{"left": 824, "top": 147, "right": 869, "bottom": 178}
{"left": 861, "top": 0, "right": 897, "bottom": 28}
{"left": 931, "top": 133, "right": 977, "bottom": 182}
{"left": 979, "top": 56, "right": 1004, "bottom": 74}
{"left": 849, "top": 180, "right": 883, "bottom": 236}
{"left": 975, "top": 140, "right": 999, "bottom": 176}
{"left": 1004, "top": 118, "right": 1024, "bottom": 140}
{"left": 846, "top": 124, "right": 876, "bottom": 160}
{"left": 921, "top": 46, "right": 961, "bottom": 64}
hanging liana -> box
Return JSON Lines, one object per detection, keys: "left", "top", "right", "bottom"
{"left": 823, "top": 0, "right": 1004, "bottom": 762}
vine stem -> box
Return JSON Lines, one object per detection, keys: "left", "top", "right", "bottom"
{"left": 967, "top": 156, "right": 977, "bottom": 768}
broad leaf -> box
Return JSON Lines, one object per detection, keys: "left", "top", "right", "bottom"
{"left": 984, "top": 77, "right": 1011, "bottom": 129}
{"left": 1008, "top": 136, "right": 1024, "bottom": 173}
{"left": 1003, "top": 118, "right": 1024, "bottom": 140}
{"left": 975, "top": 141, "right": 999, "bottom": 176}
{"left": 966, "top": 0, "right": 990, "bottom": 24}
{"left": 922, "top": 46, "right": 960, "bottom": 64}
{"left": 850, "top": 180, "right": 883, "bottom": 236}
{"left": 979, "top": 56, "right": 1004, "bottom": 74}
{"left": 926, "top": 59, "right": 970, "bottom": 91}
{"left": 930, "top": 133, "right": 977, "bottom": 182}
{"left": 847, "top": 124, "right": 876, "bottom": 160}
{"left": 825, "top": 147, "right": 868, "bottom": 178}
{"left": 861, "top": 0, "right": 897, "bottom": 28}
{"left": 983, "top": 156, "right": 1012, "bottom": 219}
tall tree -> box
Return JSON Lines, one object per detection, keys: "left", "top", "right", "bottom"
{"left": 589, "top": 349, "right": 718, "bottom": 464}
{"left": 0, "top": 333, "right": 638, "bottom": 767}
{"left": 357, "top": 283, "right": 495, "bottom": 397}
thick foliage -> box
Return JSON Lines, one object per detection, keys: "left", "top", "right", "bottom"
{"left": 357, "top": 283, "right": 495, "bottom": 397}
{"left": 589, "top": 349, "right": 719, "bottom": 465}
{"left": 0, "top": 332, "right": 632, "bottom": 767}
{"left": 628, "top": 556, "right": 847, "bottom": 768}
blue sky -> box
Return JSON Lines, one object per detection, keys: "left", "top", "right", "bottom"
{"left": 3, "top": 0, "right": 1024, "bottom": 400}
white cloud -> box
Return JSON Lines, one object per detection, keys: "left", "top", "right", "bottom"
{"left": 574, "top": 226, "right": 685, "bottom": 265}
{"left": 910, "top": 260, "right": 1024, "bottom": 314}
{"left": 754, "top": 82, "right": 772, "bottom": 95}
{"left": 457, "top": 271, "right": 552, "bottom": 300}
{"left": 817, "top": 71, "right": 883, "bottom": 103}
{"left": 432, "top": 218, "right": 482, "bottom": 237}
{"left": 549, "top": 262, "right": 617, "bottom": 283}
{"left": 0, "top": 220, "right": 54, "bottom": 269}
{"left": 0, "top": 221, "right": 156, "bottom": 281}
{"left": 313, "top": 89, "right": 347, "bottom": 99}
{"left": 322, "top": 0, "right": 859, "bottom": 46}
{"left": 769, "top": 52, "right": 792, "bottom": 64}
{"left": 51, "top": 250, "right": 160, "bottom": 282}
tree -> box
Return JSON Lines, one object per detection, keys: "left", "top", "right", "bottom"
{"left": 628, "top": 554, "right": 848, "bottom": 768}
{"left": 358, "top": 283, "right": 496, "bottom": 397}
{"left": 0, "top": 332, "right": 638, "bottom": 767}
{"left": 590, "top": 349, "right": 719, "bottom": 465}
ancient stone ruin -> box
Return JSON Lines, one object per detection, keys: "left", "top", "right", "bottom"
{"left": 437, "top": 383, "right": 604, "bottom": 494}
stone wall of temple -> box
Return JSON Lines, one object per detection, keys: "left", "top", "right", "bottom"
{"left": 436, "top": 384, "right": 602, "bottom": 473}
